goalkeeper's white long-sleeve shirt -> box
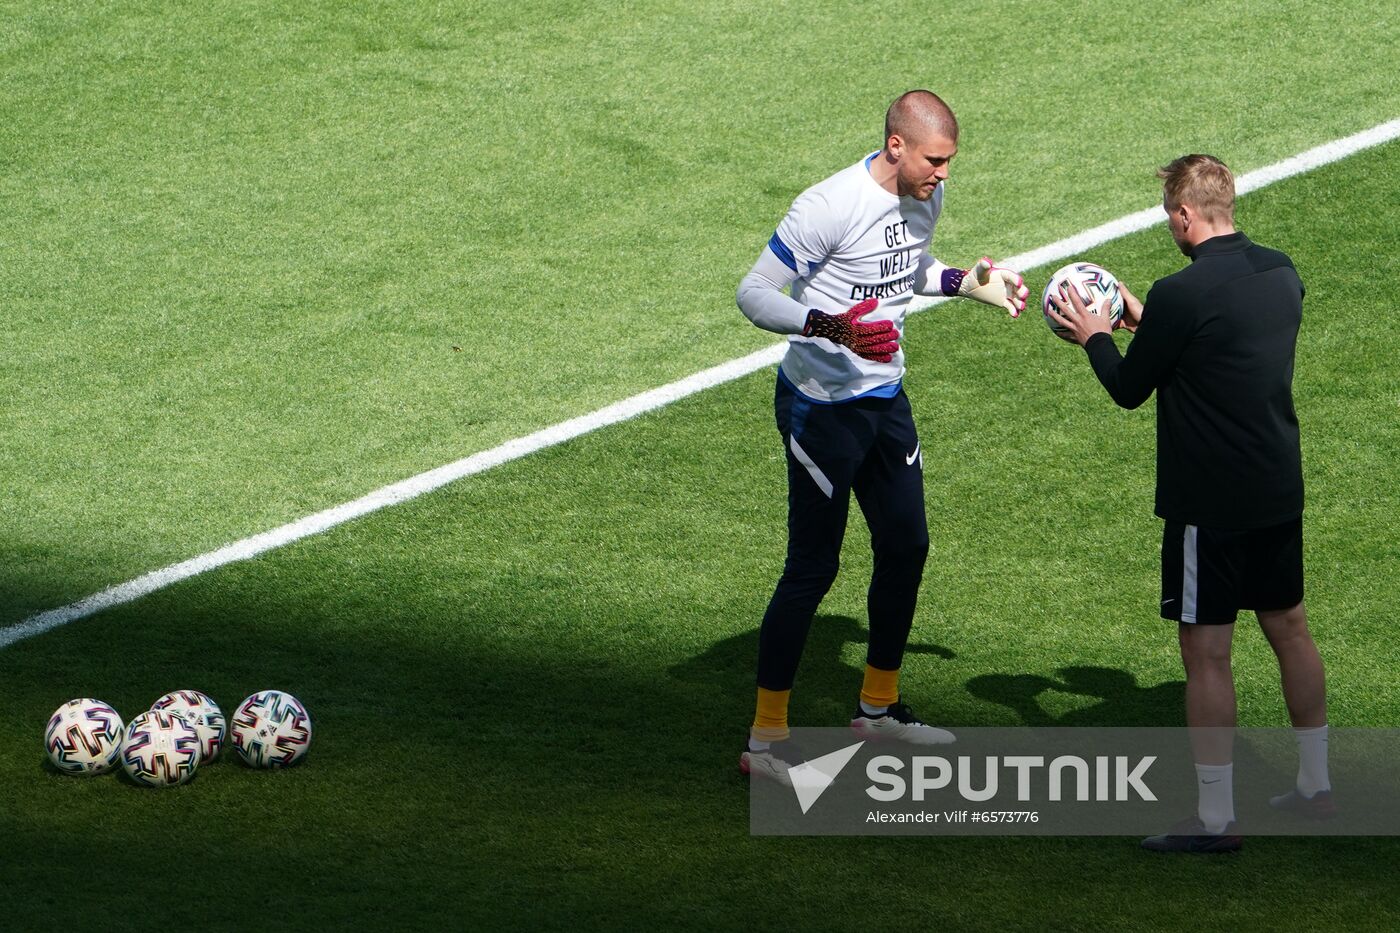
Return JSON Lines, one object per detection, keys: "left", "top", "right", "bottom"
{"left": 736, "top": 152, "right": 953, "bottom": 402}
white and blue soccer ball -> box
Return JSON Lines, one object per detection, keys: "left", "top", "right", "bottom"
{"left": 45, "top": 698, "right": 124, "bottom": 775}
{"left": 230, "top": 691, "right": 312, "bottom": 768}
{"left": 121, "top": 709, "right": 201, "bottom": 787}
{"left": 151, "top": 690, "right": 226, "bottom": 764}
{"left": 1043, "top": 262, "right": 1125, "bottom": 340}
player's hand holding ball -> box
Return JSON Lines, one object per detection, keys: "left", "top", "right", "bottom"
{"left": 957, "top": 257, "right": 1029, "bottom": 317}
{"left": 803, "top": 298, "right": 900, "bottom": 363}
{"left": 1042, "top": 262, "right": 1143, "bottom": 344}
{"left": 1118, "top": 282, "right": 1144, "bottom": 332}
{"left": 1046, "top": 278, "right": 1118, "bottom": 345}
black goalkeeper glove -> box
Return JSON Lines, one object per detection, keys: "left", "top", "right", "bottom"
{"left": 802, "top": 298, "right": 900, "bottom": 363}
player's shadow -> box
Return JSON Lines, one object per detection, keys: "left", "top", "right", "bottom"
{"left": 669, "top": 614, "right": 955, "bottom": 720}
{"left": 966, "top": 665, "right": 1185, "bottom": 726}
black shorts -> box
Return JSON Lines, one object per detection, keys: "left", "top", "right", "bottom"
{"left": 1160, "top": 517, "right": 1304, "bottom": 625}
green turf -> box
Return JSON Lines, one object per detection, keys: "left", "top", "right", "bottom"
{"left": 3, "top": 127, "right": 1399, "bottom": 928}
{"left": 4, "top": 0, "right": 1400, "bottom": 625}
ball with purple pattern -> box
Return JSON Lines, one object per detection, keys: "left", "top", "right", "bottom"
{"left": 45, "top": 698, "right": 125, "bottom": 775}
{"left": 230, "top": 691, "right": 312, "bottom": 768}
{"left": 121, "top": 709, "right": 201, "bottom": 787}
{"left": 1042, "top": 261, "right": 1125, "bottom": 341}
{"left": 151, "top": 690, "right": 226, "bottom": 764}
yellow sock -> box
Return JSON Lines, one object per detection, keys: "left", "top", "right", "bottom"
{"left": 750, "top": 687, "right": 791, "bottom": 743}
{"left": 860, "top": 665, "right": 900, "bottom": 709}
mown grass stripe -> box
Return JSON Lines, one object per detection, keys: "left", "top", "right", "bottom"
{"left": 4, "top": 116, "right": 1397, "bottom": 651}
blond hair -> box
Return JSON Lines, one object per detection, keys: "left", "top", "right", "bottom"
{"left": 1157, "top": 154, "right": 1235, "bottom": 223}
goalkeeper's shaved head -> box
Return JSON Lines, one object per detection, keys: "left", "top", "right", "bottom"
{"left": 884, "top": 90, "right": 958, "bottom": 147}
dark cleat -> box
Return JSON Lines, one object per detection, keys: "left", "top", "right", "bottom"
{"left": 1141, "top": 817, "right": 1242, "bottom": 854}
{"left": 1269, "top": 788, "right": 1337, "bottom": 820}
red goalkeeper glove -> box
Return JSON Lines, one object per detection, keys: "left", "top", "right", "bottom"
{"left": 802, "top": 298, "right": 900, "bottom": 363}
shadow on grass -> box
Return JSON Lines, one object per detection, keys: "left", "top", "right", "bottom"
{"left": 967, "top": 666, "right": 1186, "bottom": 727}
{"left": 669, "top": 614, "right": 1184, "bottom": 729}
{"left": 668, "top": 613, "right": 956, "bottom": 718}
{"left": 4, "top": 596, "right": 1398, "bottom": 929}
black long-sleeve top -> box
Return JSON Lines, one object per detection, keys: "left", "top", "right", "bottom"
{"left": 1084, "top": 232, "right": 1304, "bottom": 530}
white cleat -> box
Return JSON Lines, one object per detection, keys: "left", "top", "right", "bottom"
{"left": 850, "top": 701, "right": 955, "bottom": 745}
{"left": 740, "top": 741, "right": 807, "bottom": 787}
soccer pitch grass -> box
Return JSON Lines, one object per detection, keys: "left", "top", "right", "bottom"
{"left": 5, "top": 141, "right": 1400, "bottom": 929}
{"left": 5, "top": 0, "right": 1400, "bottom": 628}
{"left": 5, "top": 1, "right": 1400, "bottom": 929}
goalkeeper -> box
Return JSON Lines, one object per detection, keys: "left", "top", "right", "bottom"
{"left": 735, "top": 89, "right": 1028, "bottom": 784}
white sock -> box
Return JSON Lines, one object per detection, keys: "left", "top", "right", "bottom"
{"left": 1195, "top": 762, "right": 1235, "bottom": 833}
{"left": 1294, "top": 725, "right": 1330, "bottom": 796}
{"left": 859, "top": 701, "right": 888, "bottom": 717}
{"left": 748, "top": 738, "right": 771, "bottom": 752}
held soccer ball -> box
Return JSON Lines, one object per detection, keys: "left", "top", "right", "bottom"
{"left": 1042, "top": 262, "right": 1125, "bottom": 341}
{"left": 45, "top": 698, "right": 124, "bottom": 775}
{"left": 230, "top": 691, "right": 312, "bottom": 768}
{"left": 151, "top": 690, "right": 226, "bottom": 764}
{"left": 121, "top": 710, "right": 201, "bottom": 787}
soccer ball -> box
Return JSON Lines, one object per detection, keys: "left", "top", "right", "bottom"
{"left": 45, "top": 698, "right": 124, "bottom": 775}
{"left": 230, "top": 691, "right": 312, "bottom": 768}
{"left": 1042, "top": 262, "right": 1125, "bottom": 340}
{"left": 151, "top": 690, "right": 226, "bottom": 763}
{"left": 121, "top": 710, "right": 201, "bottom": 787}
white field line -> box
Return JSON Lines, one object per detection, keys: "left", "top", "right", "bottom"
{"left": 3, "top": 117, "right": 1398, "bottom": 651}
